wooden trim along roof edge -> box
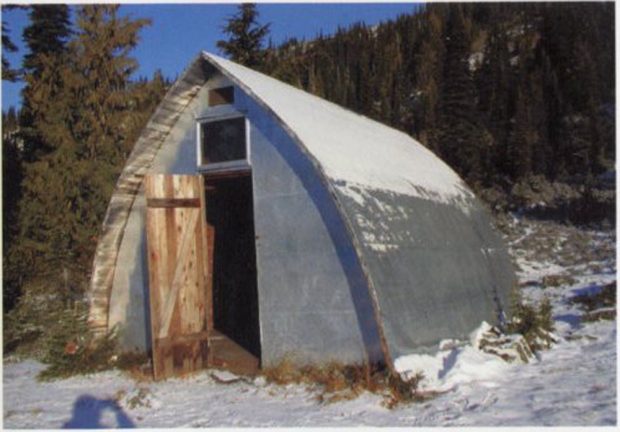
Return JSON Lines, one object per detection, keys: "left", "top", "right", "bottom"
{"left": 87, "top": 54, "right": 209, "bottom": 333}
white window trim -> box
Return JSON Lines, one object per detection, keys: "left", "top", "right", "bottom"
{"left": 196, "top": 113, "right": 251, "bottom": 174}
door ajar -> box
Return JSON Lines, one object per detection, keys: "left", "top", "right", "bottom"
{"left": 144, "top": 174, "right": 212, "bottom": 380}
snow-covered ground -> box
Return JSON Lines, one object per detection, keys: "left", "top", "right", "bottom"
{"left": 3, "top": 216, "right": 616, "bottom": 427}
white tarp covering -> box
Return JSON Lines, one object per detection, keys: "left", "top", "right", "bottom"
{"left": 205, "top": 53, "right": 475, "bottom": 209}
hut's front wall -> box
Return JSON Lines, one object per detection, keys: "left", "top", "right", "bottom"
{"left": 236, "top": 91, "right": 384, "bottom": 366}
{"left": 333, "top": 185, "right": 515, "bottom": 359}
{"left": 107, "top": 82, "right": 215, "bottom": 351}
{"left": 107, "top": 72, "right": 384, "bottom": 365}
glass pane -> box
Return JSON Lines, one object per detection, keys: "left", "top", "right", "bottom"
{"left": 201, "top": 117, "right": 246, "bottom": 164}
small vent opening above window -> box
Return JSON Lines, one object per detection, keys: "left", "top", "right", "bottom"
{"left": 209, "top": 86, "right": 234, "bottom": 106}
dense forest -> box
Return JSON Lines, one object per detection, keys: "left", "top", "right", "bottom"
{"left": 2, "top": 5, "right": 168, "bottom": 358}
{"left": 258, "top": 2, "right": 614, "bottom": 189}
{"left": 1, "top": 3, "right": 615, "bottom": 362}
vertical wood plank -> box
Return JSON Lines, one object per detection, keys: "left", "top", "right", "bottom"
{"left": 198, "top": 175, "right": 210, "bottom": 335}
{"left": 204, "top": 185, "right": 215, "bottom": 333}
{"left": 145, "top": 174, "right": 210, "bottom": 380}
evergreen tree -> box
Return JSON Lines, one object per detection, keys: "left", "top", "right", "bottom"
{"left": 20, "top": 4, "right": 72, "bottom": 162}
{"left": 124, "top": 69, "right": 169, "bottom": 147}
{"left": 573, "top": 38, "right": 608, "bottom": 175}
{"left": 70, "top": 5, "right": 150, "bottom": 163}
{"left": 217, "top": 3, "right": 270, "bottom": 68}
{"left": 437, "top": 6, "right": 489, "bottom": 183}
{"left": 2, "top": 107, "right": 21, "bottom": 234}
{"left": 413, "top": 7, "right": 445, "bottom": 151}
{"left": 371, "top": 24, "right": 401, "bottom": 122}
{"left": 476, "top": 16, "right": 513, "bottom": 180}
{"left": 7, "top": 5, "right": 152, "bottom": 350}
{"left": 22, "top": 5, "right": 71, "bottom": 76}
{"left": 508, "top": 80, "right": 535, "bottom": 180}
{"left": 259, "top": 2, "right": 614, "bottom": 188}
{"left": 3, "top": 107, "right": 23, "bottom": 311}
{"left": 538, "top": 45, "right": 565, "bottom": 180}
{"left": 2, "top": 6, "right": 20, "bottom": 82}
{"left": 18, "top": 3, "right": 150, "bottom": 266}
{"left": 4, "top": 5, "right": 72, "bottom": 314}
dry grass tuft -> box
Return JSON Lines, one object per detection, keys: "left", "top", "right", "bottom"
{"left": 116, "top": 351, "right": 153, "bottom": 382}
{"left": 571, "top": 281, "right": 616, "bottom": 322}
{"left": 542, "top": 274, "right": 577, "bottom": 288}
{"left": 262, "top": 358, "right": 433, "bottom": 407}
{"left": 506, "top": 285, "right": 556, "bottom": 352}
{"left": 571, "top": 282, "right": 616, "bottom": 310}
{"left": 384, "top": 371, "right": 433, "bottom": 408}
{"left": 262, "top": 356, "right": 302, "bottom": 385}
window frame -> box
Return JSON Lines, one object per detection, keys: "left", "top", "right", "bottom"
{"left": 195, "top": 111, "right": 251, "bottom": 174}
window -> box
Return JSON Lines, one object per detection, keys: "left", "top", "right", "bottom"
{"left": 209, "top": 86, "right": 234, "bottom": 106}
{"left": 198, "top": 116, "right": 248, "bottom": 169}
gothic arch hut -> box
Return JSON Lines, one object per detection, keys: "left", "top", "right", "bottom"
{"left": 87, "top": 52, "right": 515, "bottom": 378}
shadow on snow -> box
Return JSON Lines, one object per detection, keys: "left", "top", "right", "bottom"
{"left": 63, "top": 394, "right": 135, "bottom": 429}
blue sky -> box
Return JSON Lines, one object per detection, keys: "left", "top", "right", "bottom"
{"left": 1, "top": 3, "right": 420, "bottom": 110}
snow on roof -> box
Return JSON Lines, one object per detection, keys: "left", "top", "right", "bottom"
{"left": 204, "top": 52, "right": 475, "bottom": 208}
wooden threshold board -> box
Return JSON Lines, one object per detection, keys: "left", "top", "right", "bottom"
{"left": 209, "top": 330, "right": 260, "bottom": 376}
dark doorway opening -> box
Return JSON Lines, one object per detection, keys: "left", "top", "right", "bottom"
{"left": 204, "top": 175, "right": 260, "bottom": 362}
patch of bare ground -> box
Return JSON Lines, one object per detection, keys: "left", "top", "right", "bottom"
{"left": 497, "top": 213, "right": 615, "bottom": 274}
{"left": 570, "top": 282, "right": 617, "bottom": 322}
{"left": 262, "top": 359, "right": 440, "bottom": 408}
{"left": 496, "top": 212, "right": 616, "bottom": 329}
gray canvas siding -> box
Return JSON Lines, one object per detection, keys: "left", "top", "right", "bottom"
{"left": 91, "top": 54, "right": 515, "bottom": 370}
{"left": 107, "top": 74, "right": 384, "bottom": 364}
{"left": 334, "top": 188, "right": 514, "bottom": 358}
{"left": 107, "top": 84, "right": 213, "bottom": 350}
{"left": 237, "top": 90, "right": 383, "bottom": 366}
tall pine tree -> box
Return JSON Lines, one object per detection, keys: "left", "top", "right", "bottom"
{"left": 22, "top": 5, "right": 71, "bottom": 76}
{"left": 3, "top": 5, "right": 72, "bottom": 315}
{"left": 1, "top": 5, "right": 20, "bottom": 82}
{"left": 70, "top": 5, "right": 150, "bottom": 164}
{"left": 216, "top": 3, "right": 270, "bottom": 68}
{"left": 20, "top": 4, "right": 72, "bottom": 162}
{"left": 413, "top": 7, "right": 445, "bottom": 151}
{"left": 2, "top": 107, "right": 23, "bottom": 311}
{"left": 6, "top": 5, "right": 152, "bottom": 351}
{"left": 476, "top": 15, "right": 513, "bottom": 181}
{"left": 259, "top": 2, "right": 613, "bottom": 188}
{"left": 437, "top": 5, "right": 489, "bottom": 184}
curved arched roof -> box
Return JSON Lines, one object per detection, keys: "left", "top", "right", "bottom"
{"left": 202, "top": 52, "right": 513, "bottom": 361}
{"left": 89, "top": 52, "right": 513, "bottom": 366}
{"left": 203, "top": 52, "right": 476, "bottom": 212}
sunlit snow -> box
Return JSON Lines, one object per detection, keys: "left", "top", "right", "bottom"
{"left": 3, "top": 217, "right": 615, "bottom": 427}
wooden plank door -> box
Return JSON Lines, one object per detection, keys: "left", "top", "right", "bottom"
{"left": 145, "top": 174, "right": 211, "bottom": 380}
